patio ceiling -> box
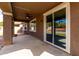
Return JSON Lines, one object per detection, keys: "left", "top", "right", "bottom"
{"left": 0, "top": 2, "right": 61, "bottom": 22}
{"left": 0, "top": 2, "right": 12, "bottom": 13}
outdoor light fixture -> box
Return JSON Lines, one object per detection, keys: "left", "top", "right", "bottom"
{"left": 26, "top": 16, "right": 29, "bottom": 19}
{"left": 25, "top": 13, "right": 33, "bottom": 20}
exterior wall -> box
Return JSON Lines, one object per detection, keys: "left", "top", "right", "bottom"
{"left": 3, "top": 14, "right": 13, "bottom": 45}
{"left": 28, "top": 15, "right": 44, "bottom": 41}
{"left": 25, "top": 2, "right": 79, "bottom": 55}
{"left": 70, "top": 2, "right": 79, "bottom": 55}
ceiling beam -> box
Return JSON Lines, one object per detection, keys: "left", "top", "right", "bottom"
{"left": 8, "top": 2, "right": 12, "bottom": 13}
{"left": 14, "top": 18, "right": 29, "bottom": 22}
{"left": 11, "top": 2, "right": 16, "bottom": 21}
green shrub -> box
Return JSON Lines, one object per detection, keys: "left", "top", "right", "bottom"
{"left": 0, "top": 22, "right": 3, "bottom": 26}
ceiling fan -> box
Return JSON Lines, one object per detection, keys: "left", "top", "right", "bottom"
{"left": 25, "top": 13, "right": 34, "bottom": 21}
{"left": 14, "top": 6, "right": 34, "bottom": 21}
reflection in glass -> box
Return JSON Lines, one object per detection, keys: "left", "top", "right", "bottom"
{"left": 46, "top": 14, "right": 53, "bottom": 43}
{"left": 54, "top": 8, "right": 66, "bottom": 48}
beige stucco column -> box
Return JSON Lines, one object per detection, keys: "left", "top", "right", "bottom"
{"left": 3, "top": 12, "right": 13, "bottom": 45}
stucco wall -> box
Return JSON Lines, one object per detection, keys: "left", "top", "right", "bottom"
{"left": 28, "top": 15, "right": 44, "bottom": 41}
{"left": 25, "top": 2, "right": 79, "bottom": 56}
{"left": 70, "top": 2, "right": 79, "bottom": 55}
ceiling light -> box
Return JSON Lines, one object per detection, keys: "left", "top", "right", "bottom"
{"left": 26, "top": 17, "right": 29, "bottom": 19}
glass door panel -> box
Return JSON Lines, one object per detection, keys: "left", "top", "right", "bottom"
{"left": 46, "top": 14, "right": 53, "bottom": 43}
{"left": 54, "top": 8, "right": 66, "bottom": 49}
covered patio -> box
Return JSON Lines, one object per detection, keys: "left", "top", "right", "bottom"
{"left": 0, "top": 2, "right": 79, "bottom": 56}
{"left": 0, "top": 35, "right": 69, "bottom": 56}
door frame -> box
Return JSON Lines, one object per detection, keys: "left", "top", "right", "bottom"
{"left": 43, "top": 2, "right": 70, "bottom": 53}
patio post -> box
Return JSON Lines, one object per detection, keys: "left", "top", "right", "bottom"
{"left": 3, "top": 12, "right": 13, "bottom": 45}
{"left": 26, "top": 22, "right": 29, "bottom": 34}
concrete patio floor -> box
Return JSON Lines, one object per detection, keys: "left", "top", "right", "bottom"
{"left": 0, "top": 35, "right": 70, "bottom": 56}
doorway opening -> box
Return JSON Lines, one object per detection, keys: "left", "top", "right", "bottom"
{"left": 14, "top": 22, "right": 27, "bottom": 36}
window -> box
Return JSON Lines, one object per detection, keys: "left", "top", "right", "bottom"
{"left": 29, "top": 18, "right": 36, "bottom": 32}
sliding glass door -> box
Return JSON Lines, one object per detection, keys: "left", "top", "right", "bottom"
{"left": 45, "top": 8, "right": 66, "bottom": 49}
{"left": 54, "top": 8, "right": 66, "bottom": 49}
{"left": 46, "top": 14, "right": 53, "bottom": 43}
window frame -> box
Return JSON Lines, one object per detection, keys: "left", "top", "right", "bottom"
{"left": 29, "top": 18, "right": 36, "bottom": 32}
